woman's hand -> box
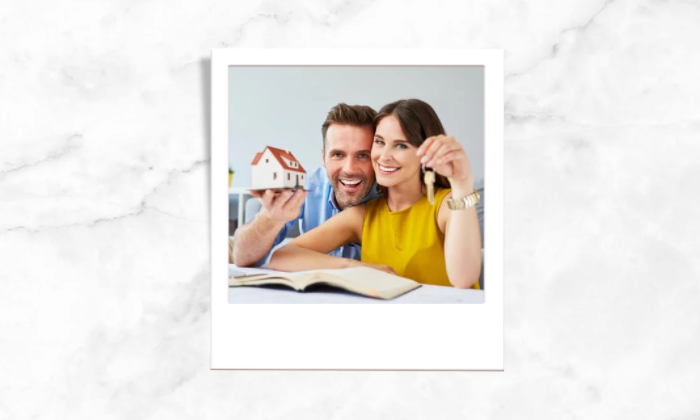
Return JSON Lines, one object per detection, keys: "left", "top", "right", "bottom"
{"left": 349, "top": 260, "right": 397, "bottom": 275}
{"left": 416, "top": 135, "right": 474, "bottom": 189}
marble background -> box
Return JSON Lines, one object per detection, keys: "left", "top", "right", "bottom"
{"left": 1, "top": 0, "right": 699, "bottom": 418}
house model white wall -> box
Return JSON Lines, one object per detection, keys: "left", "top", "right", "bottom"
{"left": 251, "top": 146, "right": 307, "bottom": 190}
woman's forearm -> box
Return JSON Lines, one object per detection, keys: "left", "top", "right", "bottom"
{"left": 444, "top": 184, "right": 482, "bottom": 289}
{"left": 269, "top": 243, "right": 355, "bottom": 272}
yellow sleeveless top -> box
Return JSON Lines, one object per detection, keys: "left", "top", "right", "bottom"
{"left": 361, "top": 188, "right": 479, "bottom": 289}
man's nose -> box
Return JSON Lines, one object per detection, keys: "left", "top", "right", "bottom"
{"left": 344, "top": 156, "right": 359, "bottom": 173}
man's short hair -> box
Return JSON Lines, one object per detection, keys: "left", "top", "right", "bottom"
{"left": 321, "top": 103, "right": 377, "bottom": 146}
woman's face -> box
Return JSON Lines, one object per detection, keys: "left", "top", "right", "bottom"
{"left": 371, "top": 115, "right": 421, "bottom": 188}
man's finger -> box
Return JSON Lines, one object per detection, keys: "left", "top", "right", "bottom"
{"left": 273, "top": 189, "right": 293, "bottom": 206}
{"left": 282, "top": 189, "right": 307, "bottom": 211}
{"left": 263, "top": 189, "right": 277, "bottom": 200}
{"left": 260, "top": 189, "right": 281, "bottom": 208}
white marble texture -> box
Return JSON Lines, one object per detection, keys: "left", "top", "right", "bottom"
{"left": 1, "top": 0, "right": 699, "bottom": 418}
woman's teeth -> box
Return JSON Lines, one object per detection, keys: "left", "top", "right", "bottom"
{"left": 379, "top": 165, "right": 399, "bottom": 172}
{"left": 340, "top": 179, "right": 361, "bottom": 186}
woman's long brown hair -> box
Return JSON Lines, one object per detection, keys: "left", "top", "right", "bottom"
{"left": 374, "top": 99, "right": 451, "bottom": 197}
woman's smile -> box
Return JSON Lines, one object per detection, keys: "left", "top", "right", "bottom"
{"left": 377, "top": 164, "right": 400, "bottom": 175}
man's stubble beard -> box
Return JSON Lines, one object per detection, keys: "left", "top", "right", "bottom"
{"left": 331, "top": 173, "right": 373, "bottom": 208}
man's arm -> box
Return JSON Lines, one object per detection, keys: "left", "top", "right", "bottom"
{"left": 231, "top": 189, "right": 306, "bottom": 267}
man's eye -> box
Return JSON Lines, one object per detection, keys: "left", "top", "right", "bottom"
{"left": 332, "top": 153, "right": 343, "bottom": 158}
{"left": 358, "top": 154, "right": 369, "bottom": 159}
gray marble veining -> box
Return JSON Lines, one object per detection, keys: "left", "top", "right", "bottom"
{"left": 1, "top": 0, "right": 699, "bottom": 418}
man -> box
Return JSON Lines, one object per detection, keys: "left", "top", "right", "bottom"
{"left": 231, "top": 103, "right": 380, "bottom": 267}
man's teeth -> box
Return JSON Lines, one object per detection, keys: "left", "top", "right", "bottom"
{"left": 379, "top": 165, "right": 398, "bottom": 172}
{"left": 340, "top": 179, "right": 361, "bottom": 186}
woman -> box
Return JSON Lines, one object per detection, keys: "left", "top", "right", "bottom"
{"left": 269, "top": 99, "right": 482, "bottom": 289}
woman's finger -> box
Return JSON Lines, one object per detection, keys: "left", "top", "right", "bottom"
{"left": 421, "top": 137, "right": 446, "bottom": 162}
{"left": 426, "top": 142, "right": 462, "bottom": 165}
{"left": 417, "top": 136, "right": 437, "bottom": 157}
{"left": 432, "top": 150, "right": 464, "bottom": 167}
{"left": 433, "top": 151, "right": 473, "bottom": 181}
{"left": 382, "top": 265, "right": 397, "bottom": 275}
{"left": 421, "top": 143, "right": 445, "bottom": 165}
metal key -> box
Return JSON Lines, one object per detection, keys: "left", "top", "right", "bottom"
{"left": 423, "top": 164, "right": 435, "bottom": 205}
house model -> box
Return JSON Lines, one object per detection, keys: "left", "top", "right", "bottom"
{"left": 251, "top": 146, "right": 307, "bottom": 190}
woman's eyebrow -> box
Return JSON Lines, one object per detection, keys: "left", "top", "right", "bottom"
{"left": 374, "top": 134, "right": 408, "bottom": 143}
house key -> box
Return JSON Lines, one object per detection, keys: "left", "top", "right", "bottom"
{"left": 423, "top": 164, "right": 435, "bottom": 205}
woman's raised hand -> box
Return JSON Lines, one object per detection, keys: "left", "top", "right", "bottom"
{"left": 416, "top": 135, "right": 473, "bottom": 189}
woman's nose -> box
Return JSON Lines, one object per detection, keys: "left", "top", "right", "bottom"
{"left": 379, "top": 148, "right": 394, "bottom": 162}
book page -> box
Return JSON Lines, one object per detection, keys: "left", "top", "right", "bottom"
{"left": 301, "top": 267, "right": 420, "bottom": 299}
{"left": 229, "top": 269, "right": 310, "bottom": 287}
{"left": 230, "top": 266, "right": 420, "bottom": 299}
{"left": 229, "top": 265, "right": 293, "bottom": 277}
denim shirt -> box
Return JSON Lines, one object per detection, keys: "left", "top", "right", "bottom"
{"left": 254, "top": 167, "right": 379, "bottom": 267}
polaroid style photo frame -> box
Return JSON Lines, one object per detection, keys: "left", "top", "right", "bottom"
{"left": 211, "top": 49, "right": 503, "bottom": 370}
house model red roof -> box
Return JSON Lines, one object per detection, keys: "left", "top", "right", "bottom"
{"left": 251, "top": 146, "right": 306, "bottom": 173}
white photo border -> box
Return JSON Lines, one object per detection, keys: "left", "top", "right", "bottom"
{"left": 212, "top": 49, "right": 503, "bottom": 370}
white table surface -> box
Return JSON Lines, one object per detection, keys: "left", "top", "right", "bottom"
{"left": 228, "top": 265, "right": 484, "bottom": 304}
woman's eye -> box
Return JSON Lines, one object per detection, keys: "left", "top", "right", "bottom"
{"left": 374, "top": 139, "right": 384, "bottom": 146}
{"left": 396, "top": 143, "right": 408, "bottom": 149}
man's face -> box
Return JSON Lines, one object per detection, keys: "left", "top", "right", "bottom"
{"left": 322, "top": 124, "right": 376, "bottom": 209}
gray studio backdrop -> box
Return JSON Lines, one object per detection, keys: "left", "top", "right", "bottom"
{"left": 228, "top": 66, "right": 484, "bottom": 188}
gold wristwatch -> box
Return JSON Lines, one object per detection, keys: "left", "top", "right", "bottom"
{"left": 446, "top": 191, "right": 480, "bottom": 210}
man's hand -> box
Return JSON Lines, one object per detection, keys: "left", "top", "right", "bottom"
{"left": 250, "top": 189, "right": 307, "bottom": 223}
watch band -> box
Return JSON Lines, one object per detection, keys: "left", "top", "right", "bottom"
{"left": 446, "top": 191, "right": 480, "bottom": 210}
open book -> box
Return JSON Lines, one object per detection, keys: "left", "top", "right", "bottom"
{"left": 229, "top": 267, "right": 421, "bottom": 299}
